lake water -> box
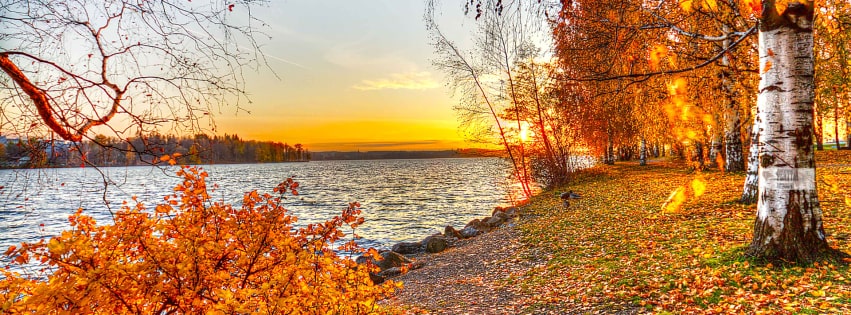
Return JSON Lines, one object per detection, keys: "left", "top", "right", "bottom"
{"left": 0, "top": 158, "right": 521, "bottom": 266}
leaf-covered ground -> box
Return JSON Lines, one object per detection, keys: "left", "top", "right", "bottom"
{"left": 513, "top": 150, "right": 851, "bottom": 314}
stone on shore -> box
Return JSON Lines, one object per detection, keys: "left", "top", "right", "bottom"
{"left": 377, "top": 251, "right": 412, "bottom": 270}
{"left": 423, "top": 235, "right": 449, "bottom": 253}
{"left": 370, "top": 259, "right": 426, "bottom": 284}
{"left": 444, "top": 225, "right": 463, "bottom": 239}
{"left": 465, "top": 218, "right": 491, "bottom": 232}
{"left": 355, "top": 254, "right": 371, "bottom": 265}
{"left": 377, "top": 267, "right": 404, "bottom": 278}
{"left": 356, "top": 250, "right": 412, "bottom": 271}
{"left": 493, "top": 210, "right": 510, "bottom": 221}
{"left": 392, "top": 241, "right": 423, "bottom": 254}
{"left": 369, "top": 272, "right": 386, "bottom": 284}
{"left": 485, "top": 215, "right": 505, "bottom": 228}
{"left": 460, "top": 226, "right": 482, "bottom": 238}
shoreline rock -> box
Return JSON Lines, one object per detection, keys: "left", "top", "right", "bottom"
{"left": 391, "top": 241, "right": 423, "bottom": 254}
{"left": 360, "top": 206, "right": 522, "bottom": 284}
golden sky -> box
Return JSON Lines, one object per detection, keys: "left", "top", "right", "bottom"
{"left": 214, "top": 1, "right": 475, "bottom": 151}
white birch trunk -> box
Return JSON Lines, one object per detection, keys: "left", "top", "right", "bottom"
{"left": 708, "top": 134, "right": 722, "bottom": 169}
{"left": 741, "top": 108, "right": 761, "bottom": 204}
{"left": 639, "top": 138, "right": 647, "bottom": 166}
{"left": 722, "top": 24, "right": 745, "bottom": 172}
{"left": 846, "top": 120, "right": 850, "bottom": 148}
{"left": 747, "top": 3, "right": 831, "bottom": 262}
{"left": 724, "top": 109, "right": 745, "bottom": 172}
{"left": 605, "top": 136, "right": 615, "bottom": 165}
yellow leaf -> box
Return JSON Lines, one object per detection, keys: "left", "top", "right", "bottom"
{"left": 775, "top": 0, "right": 788, "bottom": 15}
{"left": 703, "top": 0, "right": 718, "bottom": 11}
{"left": 679, "top": 0, "right": 694, "bottom": 12}
{"left": 47, "top": 238, "right": 62, "bottom": 252}
{"left": 844, "top": 195, "right": 851, "bottom": 207}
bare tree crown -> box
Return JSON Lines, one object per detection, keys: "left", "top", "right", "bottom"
{"left": 0, "top": 0, "right": 268, "bottom": 142}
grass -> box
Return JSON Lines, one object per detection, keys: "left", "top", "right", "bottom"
{"left": 515, "top": 151, "right": 851, "bottom": 314}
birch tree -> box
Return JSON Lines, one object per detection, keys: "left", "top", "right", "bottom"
{"left": 745, "top": 0, "right": 839, "bottom": 262}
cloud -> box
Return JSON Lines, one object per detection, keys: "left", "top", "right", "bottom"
{"left": 324, "top": 41, "right": 418, "bottom": 70}
{"left": 353, "top": 72, "right": 440, "bottom": 91}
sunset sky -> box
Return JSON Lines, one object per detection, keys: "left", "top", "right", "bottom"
{"left": 214, "top": 1, "right": 475, "bottom": 151}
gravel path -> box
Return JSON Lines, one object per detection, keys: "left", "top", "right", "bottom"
{"left": 385, "top": 223, "right": 542, "bottom": 314}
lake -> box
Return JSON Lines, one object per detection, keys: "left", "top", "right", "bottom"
{"left": 0, "top": 158, "right": 522, "bottom": 266}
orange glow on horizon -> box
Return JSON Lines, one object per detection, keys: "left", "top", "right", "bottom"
{"left": 215, "top": 117, "right": 474, "bottom": 151}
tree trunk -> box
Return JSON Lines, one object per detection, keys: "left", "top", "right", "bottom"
{"left": 834, "top": 103, "right": 841, "bottom": 149}
{"left": 639, "top": 138, "right": 647, "bottom": 166}
{"left": 720, "top": 23, "right": 746, "bottom": 172}
{"left": 746, "top": 2, "right": 833, "bottom": 263}
{"left": 708, "top": 134, "right": 722, "bottom": 169}
{"left": 674, "top": 142, "right": 685, "bottom": 159}
{"left": 694, "top": 142, "right": 704, "bottom": 170}
{"left": 814, "top": 107, "right": 824, "bottom": 150}
{"left": 605, "top": 136, "right": 615, "bottom": 165}
{"left": 846, "top": 119, "right": 850, "bottom": 149}
{"left": 724, "top": 118, "right": 745, "bottom": 172}
{"left": 742, "top": 115, "right": 761, "bottom": 204}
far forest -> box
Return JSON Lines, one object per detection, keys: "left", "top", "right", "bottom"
{"left": 0, "top": 134, "right": 310, "bottom": 168}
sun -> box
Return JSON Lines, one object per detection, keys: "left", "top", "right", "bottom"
{"left": 519, "top": 122, "right": 534, "bottom": 143}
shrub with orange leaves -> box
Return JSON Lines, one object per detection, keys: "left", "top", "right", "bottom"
{"left": 0, "top": 166, "right": 398, "bottom": 314}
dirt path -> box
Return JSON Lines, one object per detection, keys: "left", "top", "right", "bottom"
{"left": 385, "top": 224, "right": 544, "bottom": 314}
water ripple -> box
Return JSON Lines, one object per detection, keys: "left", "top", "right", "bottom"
{"left": 0, "top": 158, "right": 516, "bottom": 266}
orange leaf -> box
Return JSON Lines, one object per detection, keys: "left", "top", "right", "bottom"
{"left": 762, "top": 61, "right": 772, "bottom": 73}
{"left": 4, "top": 245, "right": 16, "bottom": 256}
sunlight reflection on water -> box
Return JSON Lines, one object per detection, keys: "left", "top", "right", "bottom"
{"left": 0, "top": 158, "right": 520, "bottom": 265}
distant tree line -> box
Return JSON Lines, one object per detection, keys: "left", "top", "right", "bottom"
{"left": 310, "top": 149, "right": 504, "bottom": 161}
{"left": 311, "top": 150, "right": 462, "bottom": 161}
{"left": 0, "top": 134, "right": 309, "bottom": 168}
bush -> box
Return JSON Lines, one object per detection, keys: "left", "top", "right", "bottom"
{"left": 1, "top": 166, "right": 398, "bottom": 314}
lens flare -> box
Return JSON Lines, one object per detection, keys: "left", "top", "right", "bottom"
{"left": 691, "top": 177, "right": 706, "bottom": 198}
{"left": 662, "top": 186, "right": 687, "bottom": 213}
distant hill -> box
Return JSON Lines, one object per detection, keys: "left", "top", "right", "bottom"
{"left": 310, "top": 149, "right": 503, "bottom": 161}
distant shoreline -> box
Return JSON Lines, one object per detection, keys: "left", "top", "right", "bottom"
{"left": 310, "top": 149, "right": 504, "bottom": 161}
{"left": 0, "top": 151, "right": 506, "bottom": 169}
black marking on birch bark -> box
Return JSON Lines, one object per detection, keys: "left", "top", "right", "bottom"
{"left": 760, "top": 154, "right": 775, "bottom": 167}
{"left": 760, "top": 85, "right": 785, "bottom": 93}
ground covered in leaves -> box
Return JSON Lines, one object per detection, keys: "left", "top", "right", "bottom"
{"left": 395, "top": 151, "right": 851, "bottom": 314}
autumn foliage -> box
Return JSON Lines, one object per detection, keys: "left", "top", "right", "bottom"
{"left": 0, "top": 166, "right": 398, "bottom": 314}
{"left": 517, "top": 151, "right": 851, "bottom": 313}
